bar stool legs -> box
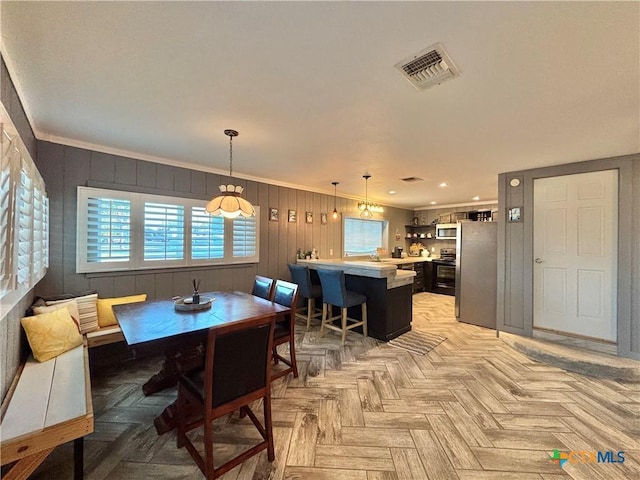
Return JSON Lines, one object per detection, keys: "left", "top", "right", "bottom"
{"left": 320, "top": 302, "right": 368, "bottom": 345}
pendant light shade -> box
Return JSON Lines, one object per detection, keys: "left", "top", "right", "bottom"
{"left": 331, "top": 181, "right": 339, "bottom": 219}
{"left": 206, "top": 129, "right": 256, "bottom": 218}
{"left": 360, "top": 174, "right": 373, "bottom": 219}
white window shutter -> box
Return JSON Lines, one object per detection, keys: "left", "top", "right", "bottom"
{"left": 143, "top": 202, "right": 185, "bottom": 261}
{"left": 232, "top": 214, "right": 258, "bottom": 260}
{"left": 191, "top": 206, "right": 224, "bottom": 260}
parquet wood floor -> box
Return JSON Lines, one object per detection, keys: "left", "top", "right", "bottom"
{"left": 29, "top": 293, "right": 639, "bottom": 479}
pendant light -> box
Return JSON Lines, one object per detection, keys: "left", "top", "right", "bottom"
{"left": 205, "top": 129, "right": 255, "bottom": 218}
{"left": 360, "top": 174, "right": 373, "bottom": 219}
{"left": 331, "top": 181, "right": 339, "bottom": 219}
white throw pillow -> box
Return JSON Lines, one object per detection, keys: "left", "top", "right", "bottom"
{"left": 47, "top": 293, "right": 99, "bottom": 334}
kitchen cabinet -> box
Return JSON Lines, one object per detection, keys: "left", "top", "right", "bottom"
{"left": 424, "top": 261, "right": 434, "bottom": 292}
{"left": 412, "top": 262, "right": 425, "bottom": 293}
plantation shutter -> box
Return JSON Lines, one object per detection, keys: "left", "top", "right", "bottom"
{"left": 191, "top": 206, "right": 224, "bottom": 260}
{"left": 0, "top": 130, "right": 16, "bottom": 293}
{"left": 232, "top": 215, "right": 257, "bottom": 259}
{"left": 144, "top": 202, "right": 184, "bottom": 261}
{"left": 86, "top": 196, "right": 132, "bottom": 263}
{"left": 32, "top": 185, "right": 43, "bottom": 276}
{"left": 16, "top": 167, "right": 33, "bottom": 286}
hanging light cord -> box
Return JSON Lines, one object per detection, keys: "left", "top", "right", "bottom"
{"left": 224, "top": 129, "right": 238, "bottom": 178}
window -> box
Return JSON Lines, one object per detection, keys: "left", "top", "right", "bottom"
{"left": 0, "top": 131, "right": 16, "bottom": 294}
{"left": 84, "top": 191, "right": 132, "bottom": 268}
{"left": 343, "top": 217, "right": 388, "bottom": 257}
{"left": 77, "top": 187, "right": 259, "bottom": 273}
{"left": 143, "top": 202, "right": 185, "bottom": 262}
{"left": 191, "top": 207, "right": 224, "bottom": 260}
{"left": 0, "top": 111, "right": 49, "bottom": 314}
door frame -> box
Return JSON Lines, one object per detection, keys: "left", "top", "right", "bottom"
{"left": 496, "top": 154, "right": 638, "bottom": 359}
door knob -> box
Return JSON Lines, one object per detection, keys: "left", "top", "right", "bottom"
{"left": 535, "top": 258, "right": 543, "bottom": 264}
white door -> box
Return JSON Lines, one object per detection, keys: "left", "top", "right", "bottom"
{"left": 533, "top": 170, "right": 618, "bottom": 341}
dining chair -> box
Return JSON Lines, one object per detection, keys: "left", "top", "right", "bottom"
{"left": 175, "top": 316, "right": 275, "bottom": 479}
{"left": 270, "top": 279, "right": 300, "bottom": 380}
{"left": 252, "top": 275, "right": 275, "bottom": 300}
{"left": 288, "top": 263, "right": 323, "bottom": 330}
{"left": 316, "top": 268, "right": 367, "bottom": 344}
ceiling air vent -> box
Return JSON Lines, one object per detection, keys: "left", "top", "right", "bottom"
{"left": 395, "top": 43, "right": 460, "bottom": 92}
{"left": 401, "top": 177, "right": 424, "bottom": 183}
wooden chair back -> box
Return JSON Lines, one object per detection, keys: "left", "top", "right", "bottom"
{"left": 252, "top": 275, "right": 275, "bottom": 300}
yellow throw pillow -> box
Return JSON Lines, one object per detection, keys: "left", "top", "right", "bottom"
{"left": 21, "top": 308, "right": 83, "bottom": 363}
{"left": 97, "top": 294, "right": 147, "bottom": 327}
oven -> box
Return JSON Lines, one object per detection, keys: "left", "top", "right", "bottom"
{"left": 432, "top": 248, "right": 456, "bottom": 296}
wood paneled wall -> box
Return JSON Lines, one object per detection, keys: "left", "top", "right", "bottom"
{"left": 35, "top": 140, "right": 412, "bottom": 302}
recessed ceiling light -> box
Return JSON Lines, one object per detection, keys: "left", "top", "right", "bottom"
{"left": 430, "top": 201, "right": 437, "bottom": 205}
{"left": 388, "top": 190, "right": 396, "bottom": 195}
{"left": 439, "top": 182, "right": 448, "bottom": 188}
{"left": 472, "top": 196, "right": 480, "bottom": 201}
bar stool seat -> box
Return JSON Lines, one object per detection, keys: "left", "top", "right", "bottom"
{"left": 316, "top": 268, "right": 367, "bottom": 344}
{"left": 288, "top": 264, "right": 323, "bottom": 330}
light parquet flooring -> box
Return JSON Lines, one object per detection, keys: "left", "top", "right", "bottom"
{"left": 29, "top": 293, "right": 639, "bottom": 480}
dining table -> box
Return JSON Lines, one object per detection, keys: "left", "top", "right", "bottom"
{"left": 112, "top": 291, "right": 290, "bottom": 434}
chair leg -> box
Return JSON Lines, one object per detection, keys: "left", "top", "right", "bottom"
{"left": 204, "top": 415, "right": 215, "bottom": 479}
{"left": 341, "top": 307, "right": 347, "bottom": 344}
{"left": 320, "top": 303, "right": 327, "bottom": 336}
{"left": 306, "top": 298, "right": 312, "bottom": 330}
{"left": 264, "top": 392, "right": 275, "bottom": 461}
{"left": 289, "top": 338, "right": 299, "bottom": 378}
{"left": 362, "top": 303, "right": 368, "bottom": 337}
{"left": 272, "top": 345, "right": 279, "bottom": 364}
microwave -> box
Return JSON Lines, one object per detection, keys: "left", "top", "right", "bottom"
{"left": 435, "top": 223, "right": 458, "bottom": 239}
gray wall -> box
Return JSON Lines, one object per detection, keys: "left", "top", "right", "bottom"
{"left": 497, "top": 154, "right": 640, "bottom": 359}
{"left": 34, "top": 140, "right": 412, "bottom": 301}
{"left": 0, "top": 55, "right": 38, "bottom": 402}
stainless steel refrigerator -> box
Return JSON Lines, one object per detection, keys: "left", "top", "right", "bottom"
{"left": 455, "top": 221, "right": 497, "bottom": 329}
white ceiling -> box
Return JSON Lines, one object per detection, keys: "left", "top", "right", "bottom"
{"left": 1, "top": 1, "right": 638, "bottom": 209}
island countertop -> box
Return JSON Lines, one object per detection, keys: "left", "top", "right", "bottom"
{"left": 296, "top": 258, "right": 416, "bottom": 289}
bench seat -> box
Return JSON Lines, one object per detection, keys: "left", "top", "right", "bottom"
{"left": 1, "top": 345, "right": 94, "bottom": 480}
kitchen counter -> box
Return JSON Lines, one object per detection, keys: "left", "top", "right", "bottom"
{"left": 379, "top": 257, "right": 434, "bottom": 265}
{"left": 297, "top": 259, "right": 416, "bottom": 288}
{"left": 296, "top": 258, "right": 414, "bottom": 341}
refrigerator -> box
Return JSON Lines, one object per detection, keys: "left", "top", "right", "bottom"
{"left": 455, "top": 221, "right": 497, "bottom": 329}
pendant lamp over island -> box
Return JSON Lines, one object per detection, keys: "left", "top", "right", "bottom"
{"left": 205, "top": 129, "right": 255, "bottom": 218}
{"left": 331, "top": 181, "right": 339, "bottom": 219}
{"left": 360, "top": 174, "right": 373, "bottom": 219}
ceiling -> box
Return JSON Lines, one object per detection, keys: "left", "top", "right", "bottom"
{"left": 1, "top": 1, "right": 638, "bottom": 210}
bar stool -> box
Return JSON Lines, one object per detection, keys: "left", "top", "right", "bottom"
{"left": 288, "top": 264, "right": 323, "bottom": 330}
{"left": 316, "top": 268, "right": 367, "bottom": 344}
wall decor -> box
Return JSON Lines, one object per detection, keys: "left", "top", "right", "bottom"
{"left": 508, "top": 206, "right": 522, "bottom": 222}
{"left": 269, "top": 208, "right": 279, "bottom": 221}
{"left": 288, "top": 209, "right": 297, "bottom": 223}
{"left": 306, "top": 211, "right": 313, "bottom": 224}
{"left": 321, "top": 213, "right": 328, "bottom": 224}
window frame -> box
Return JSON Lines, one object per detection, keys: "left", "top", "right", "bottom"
{"left": 76, "top": 186, "right": 260, "bottom": 273}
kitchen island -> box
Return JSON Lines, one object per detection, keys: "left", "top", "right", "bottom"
{"left": 297, "top": 259, "right": 416, "bottom": 341}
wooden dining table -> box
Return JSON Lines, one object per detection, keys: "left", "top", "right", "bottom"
{"left": 112, "top": 291, "right": 290, "bottom": 434}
